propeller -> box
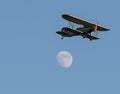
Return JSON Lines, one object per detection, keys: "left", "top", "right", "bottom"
{"left": 94, "top": 24, "right": 98, "bottom": 31}
{"left": 93, "top": 24, "right": 99, "bottom": 36}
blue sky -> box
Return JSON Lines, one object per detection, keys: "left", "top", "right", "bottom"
{"left": 0, "top": 0, "right": 119, "bottom": 94}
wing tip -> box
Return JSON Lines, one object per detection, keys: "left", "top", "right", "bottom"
{"left": 61, "top": 14, "right": 70, "bottom": 19}
{"left": 103, "top": 28, "right": 110, "bottom": 31}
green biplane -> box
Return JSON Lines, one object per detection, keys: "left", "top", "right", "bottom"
{"left": 56, "top": 14, "right": 110, "bottom": 41}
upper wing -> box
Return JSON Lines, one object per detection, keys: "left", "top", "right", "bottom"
{"left": 64, "top": 27, "right": 99, "bottom": 40}
{"left": 62, "top": 14, "right": 110, "bottom": 31}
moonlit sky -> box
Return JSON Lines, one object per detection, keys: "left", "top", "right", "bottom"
{"left": 0, "top": 0, "right": 120, "bottom": 94}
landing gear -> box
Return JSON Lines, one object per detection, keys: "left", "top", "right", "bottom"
{"left": 82, "top": 33, "right": 87, "bottom": 38}
{"left": 61, "top": 37, "right": 64, "bottom": 40}
{"left": 90, "top": 38, "right": 93, "bottom": 41}
{"left": 89, "top": 33, "right": 93, "bottom": 41}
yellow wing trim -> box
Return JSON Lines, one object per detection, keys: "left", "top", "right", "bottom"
{"left": 62, "top": 14, "right": 110, "bottom": 31}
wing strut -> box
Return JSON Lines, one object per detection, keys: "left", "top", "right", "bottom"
{"left": 68, "top": 21, "right": 74, "bottom": 28}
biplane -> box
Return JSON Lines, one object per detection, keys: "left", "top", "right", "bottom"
{"left": 56, "top": 14, "right": 110, "bottom": 41}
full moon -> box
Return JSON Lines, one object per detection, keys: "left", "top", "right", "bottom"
{"left": 57, "top": 51, "right": 73, "bottom": 68}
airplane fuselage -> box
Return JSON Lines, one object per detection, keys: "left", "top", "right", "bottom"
{"left": 77, "top": 25, "right": 96, "bottom": 33}
{"left": 56, "top": 26, "right": 95, "bottom": 38}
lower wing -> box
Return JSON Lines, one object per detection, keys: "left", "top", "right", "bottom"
{"left": 64, "top": 27, "right": 99, "bottom": 40}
